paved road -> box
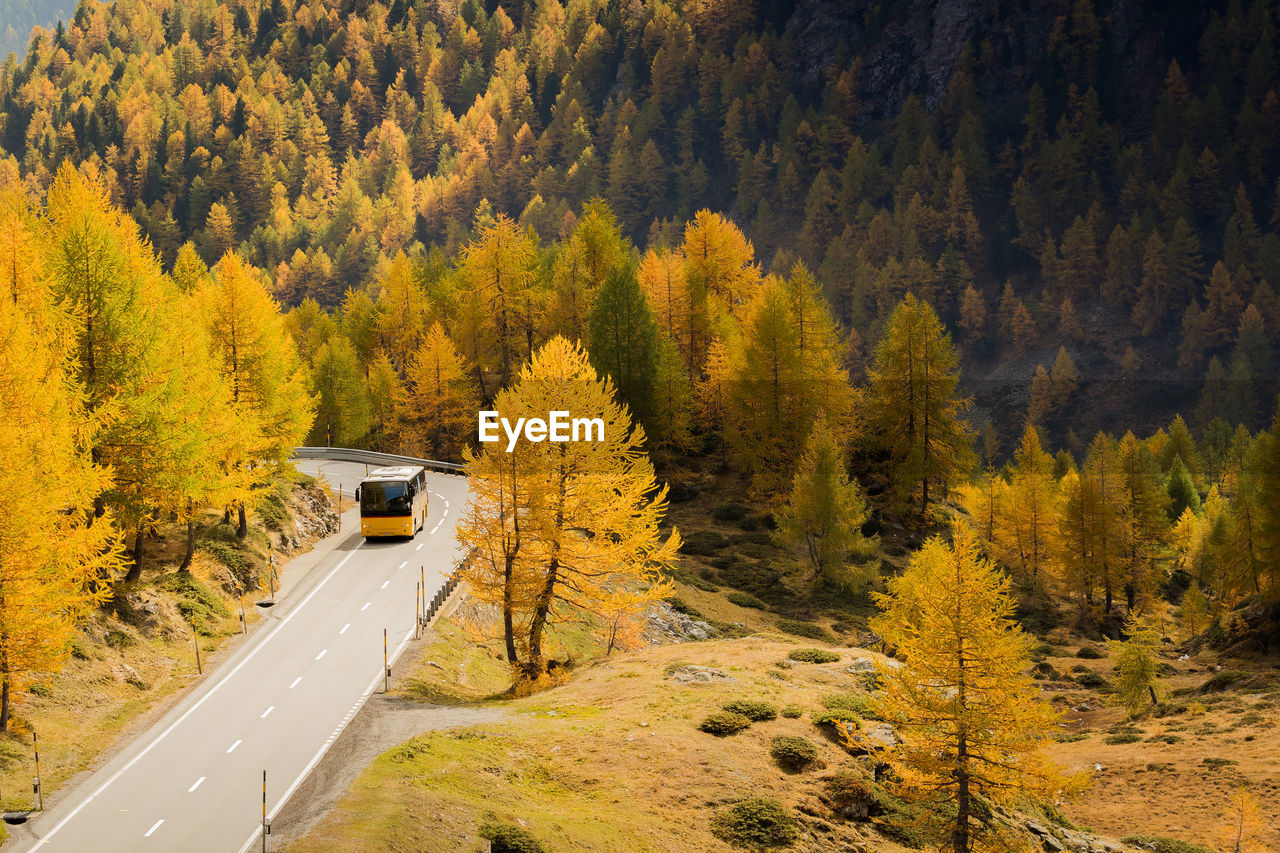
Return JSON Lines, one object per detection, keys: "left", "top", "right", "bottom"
{"left": 18, "top": 461, "right": 469, "bottom": 853}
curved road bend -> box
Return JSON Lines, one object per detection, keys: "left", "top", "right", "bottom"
{"left": 17, "top": 461, "right": 469, "bottom": 853}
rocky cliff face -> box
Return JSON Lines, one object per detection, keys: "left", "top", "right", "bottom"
{"left": 784, "top": 0, "right": 1206, "bottom": 123}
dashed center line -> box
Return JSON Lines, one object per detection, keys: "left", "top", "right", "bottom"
{"left": 289, "top": 676, "right": 302, "bottom": 689}
{"left": 261, "top": 706, "right": 275, "bottom": 719}
{"left": 430, "top": 521, "right": 442, "bottom": 535}
{"left": 415, "top": 543, "right": 423, "bottom": 550}
{"left": 316, "top": 649, "right": 327, "bottom": 661}
{"left": 226, "top": 740, "right": 242, "bottom": 754}
{"left": 361, "top": 601, "right": 371, "bottom": 611}
{"left": 144, "top": 819, "right": 164, "bottom": 838}
{"left": 380, "top": 580, "right": 390, "bottom": 589}
{"left": 339, "top": 623, "right": 350, "bottom": 634}
{"left": 398, "top": 561, "right": 407, "bottom": 569}
{"left": 188, "top": 777, "right": 205, "bottom": 793}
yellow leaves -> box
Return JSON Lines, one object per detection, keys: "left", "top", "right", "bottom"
{"left": 458, "top": 336, "right": 679, "bottom": 678}
{"left": 871, "top": 530, "right": 1081, "bottom": 847}
{"left": 399, "top": 321, "right": 478, "bottom": 459}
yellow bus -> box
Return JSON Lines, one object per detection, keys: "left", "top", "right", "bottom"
{"left": 355, "top": 466, "right": 428, "bottom": 538}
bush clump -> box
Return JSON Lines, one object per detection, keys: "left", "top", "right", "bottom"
{"left": 1120, "top": 835, "right": 1215, "bottom": 853}
{"left": 723, "top": 700, "right": 778, "bottom": 721}
{"left": 710, "top": 798, "right": 799, "bottom": 849}
{"left": 1075, "top": 671, "right": 1109, "bottom": 689}
{"left": 700, "top": 711, "right": 753, "bottom": 736}
{"left": 825, "top": 770, "right": 877, "bottom": 819}
{"left": 666, "top": 597, "right": 705, "bottom": 619}
{"left": 727, "top": 591, "right": 767, "bottom": 609}
{"left": 1105, "top": 732, "right": 1142, "bottom": 744}
{"left": 770, "top": 735, "right": 820, "bottom": 770}
{"left": 479, "top": 822, "right": 547, "bottom": 853}
{"left": 680, "top": 530, "right": 728, "bottom": 556}
{"left": 822, "top": 692, "right": 881, "bottom": 720}
{"left": 787, "top": 648, "right": 840, "bottom": 664}
{"left": 157, "top": 571, "right": 231, "bottom": 635}
{"left": 1076, "top": 645, "right": 1105, "bottom": 659}
{"left": 200, "top": 539, "right": 261, "bottom": 590}
{"left": 712, "top": 502, "right": 748, "bottom": 522}
{"left": 812, "top": 710, "right": 860, "bottom": 729}
{"left": 1199, "top": 670, "right": 1250, "bottom": 693}
{"left": 777, "top": 619, "right": 836, "bottom": 642}
{"left": 781, "top": 705, "right": 803, "bottom": 719}
{"left": 256, "top": 486, "right": 290, "bottom": 531}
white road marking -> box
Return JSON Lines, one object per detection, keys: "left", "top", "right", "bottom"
{"left": 261, "top": 706, "right": 275, "bottom": 719}
{"left": 144, "top": 819, "right": 164, "bottom": 838}
{"left": 289, "top": 676, "right": 302, "bottom": 689}
{"left": 380, "top": 580, "right": 390, "bottom": 589}
{"left": 188, "top": 777, "right": 205, "bottom": 793}
{"left": 316, "top": 649, "right": 327, "bottom": 661}
{"left": 26, "top": 542, "right": 366, "bottom": 853}
{"left": 339, "top": 623, "right": 350, "bottom": 634}
{"left": 361, "top": 601, "right": 371, "bottom": 610}
{"left": 415, "top": 543, "right": 423, "bottom": 550}
{"left": 429, "top": 521, "right": 442, "bottom": 535}
{"left": 226, "top": 740, "right": 241, "bottom": 754}
{"left": 239, "top": 622, "right": 422, "bottom": 853}
{"left": 398, "top": 561, "right": 407, "bottom": 569}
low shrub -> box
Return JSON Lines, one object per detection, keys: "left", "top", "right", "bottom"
{"left": 781, "top": 705, "right": 803, "bottom": 719}
{"left": 1076, "top": 645, "right": 1105, "bottom": 659}
{"left": 824, "top": 770, "right": 877, "bottom": 819}
{"left": 712, "top": 502, "right": 748, "bottom": 522}
{"left": 710, "top": 798, "right": 798, "bottom": 849}
{"left": 812, "top": 710, "right": 860, "bottom": 729}
{"left": 1146, "top": 734, "right": 1183, "bottom": 744}
{"left": 700, "top": 711, "right": 752, "bottom": 736}
{"left": 1055, "top": 732, "right": 1090, "bottom": 743}
{"left": 787, "top": 648, "right": 840, "bottom": 663}
{"left": 479, "top": 822, "right": 546, "bottom": 853}
{"left": 1120, "top": 835, "right": 1215, "bottom": 853}
{"left": 666, "top": 597, "right": 705, "bottom": 619}
{"left": 104, "top": 629, "right": 135, "bottom": 649}
{"left": 727, "top": 592, "right": 767, "bottom": 610}
{"left": 1104, "top": 732, "right": 1141, "bottom": 744}
{"left": 1075, "top": 671, "right": 1109, "bottom": 689}
{"left": 724, "top": 700, "right": 778, "bottom": 721}
{"left": 822, "top": 692, "right": 881, "bottom": 720}
{"left": 1201, "top": 756, "right": 1238, "bottom": 768}
{"left": 68, "top": 634, "right": 92, "bottom": 661}
{"left": 668, "top": 567, "right": 719, "bottom": 592}
{"left": 199, "top": 539, "right": 260, "bottom": 590}
{"left": 769, "top": 735, "right": 819, "bottom": 770}
{"left": 28, "top": 683, "right": 52, "bottom": 698}
{"left": 777, "top": 620, "right": 836, "bottom": 643}
{"left": 256, "top": 486, "right": 290, "bottom": 531}
{"left": 680, "top": 530, "right": 727, "bottom": 556}
{"left": 1031, "top": 661, "right": 1060, "bottom": 680}
{"left": 157, "top": 571, "right": 231, "bottom": 635}
{"left": 1200, "top": 670, "right": 1250, "bottom": 693}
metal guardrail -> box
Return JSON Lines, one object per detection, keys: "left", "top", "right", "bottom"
{"left": 293, "top": 446, "right": 465, "bottom": 475}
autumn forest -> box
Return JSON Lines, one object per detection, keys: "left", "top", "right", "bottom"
{"left": 1, "top": 0, "right": 1280, "bottom": 851}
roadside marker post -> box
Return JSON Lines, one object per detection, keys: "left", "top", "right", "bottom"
{"left": 240, "top": 594, "right": 247, "bottom": 634}
{"left": 415, "top": 582, "right": 421, "bottom": 639}
{"left": 261, "top": 770, "right": 269, "bottom": 852}
{"left": 33, "top": 730, "right": 42, "bottom": 810}
{"left": 384, "top": 628, "right": 390, "bottom": 693}
{"left": 191, "top": 618, "right": 203, "bottom": 675}
{"left": 338, "top": 486, "right": 342, "bottom": 530}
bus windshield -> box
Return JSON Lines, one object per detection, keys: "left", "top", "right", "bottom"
{"left": 360, "top": 481, "right": 411, "bottom": 516}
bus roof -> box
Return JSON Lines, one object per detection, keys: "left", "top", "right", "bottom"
{"left": 362, "top": 465, "right": 425, "bottom": 482}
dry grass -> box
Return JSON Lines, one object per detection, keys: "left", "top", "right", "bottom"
{"left": 0, "top": 548, "right": 255, "bottom": 816}
{"left": 1038, "top": 642, "right": 1280, "bottom": 849}
{"left": 288, "top": 636, "right": 903, "bottom": 853}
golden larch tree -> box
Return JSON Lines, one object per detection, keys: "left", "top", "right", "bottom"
{"left": 872, "top": 530, "right": 1082, "bottom": 853}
